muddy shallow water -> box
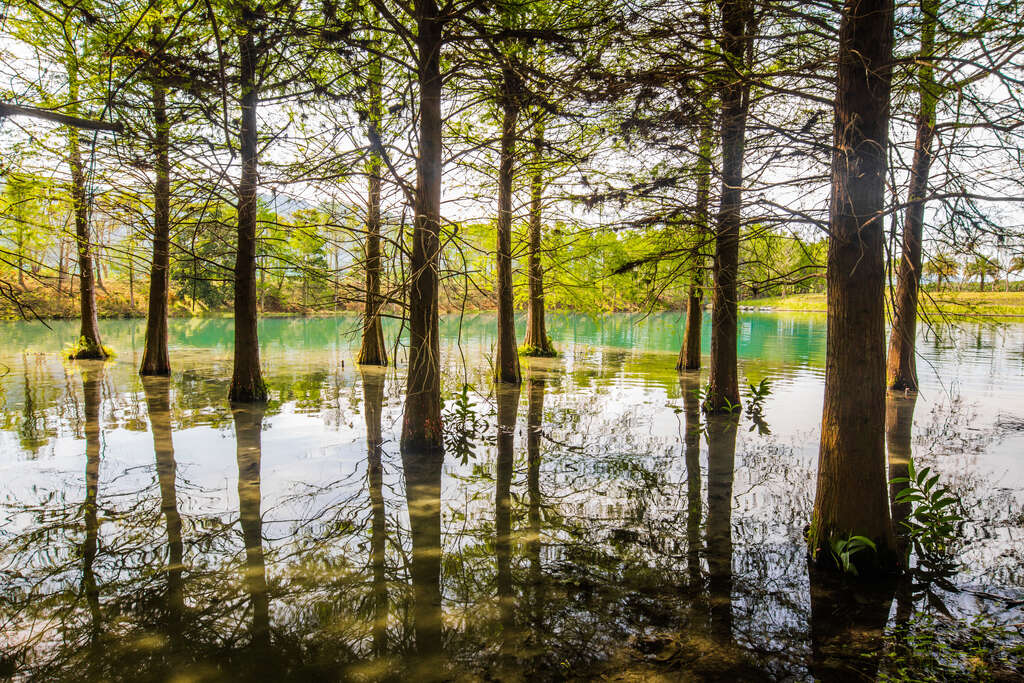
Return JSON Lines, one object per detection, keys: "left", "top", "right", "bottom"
{"left": 0, "top": 313, "right": 1022, "bottom": 680}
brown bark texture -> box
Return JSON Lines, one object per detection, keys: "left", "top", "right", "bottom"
{"left": 229, "top": 31, "right": 267, "bottom": 403}
{"left": 69, "top": 127, "right": 107, "bottom": 360}
{"left": 358, "top": 51, "right": 388, "bottom": 366}
{"left": 140, "top": 72, "right": 172, "bottom": 376}
{"left": 707, "top": 0, "right": 749, "bottom": 411}
{"left": 523, "top": 121, "right": 552, "bottom": 355}
{"left": 886, "top": 0, "right": 937, "bottom": 394}
{"left": 495, "top": 69, "right": 521, "bottom": 384}
{"left": 678, "top": 286, "right": 704, "bottom": 370}
{"left": 401, "top": 0, "right": 444, "bottom": 454}
{"left": 811, "top": 0, "right": 898, "bottom": 569}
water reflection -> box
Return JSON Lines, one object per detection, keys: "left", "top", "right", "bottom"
{"left": 233, "top": 403, "right": 271, "bottom": 663}
{"left": 0, "top": 315, "right": 1021, "bottom": 680}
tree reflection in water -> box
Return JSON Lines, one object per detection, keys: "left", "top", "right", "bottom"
{"left": 0, "top": 342, "right": 1019, "bottom": 681}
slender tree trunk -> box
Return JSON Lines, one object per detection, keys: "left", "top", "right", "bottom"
{"left": 140, "top": 69, "right": 172, "bottom": 376}
{"left": 495, "top": 68, "right": 521, "bottom": 385}
{"left": 66, "top": 60, "right": 107, "bottom": 359}
{"left": 678, "top": 103, "right": 715, "bottom": 371}
{"left": 886, "top": 0, "right": 937, "bottom": 394}
{"left": 358, "top": 48, "right": 388, "bottom": 366}
{"left": 57, "top": 239, "right": 66, "bottom": 294}
{"left": 401, "top": 0, "right": 444, "bottom": 454}
{"left": 707, "top": 0, "right": 750, "bottom": 411}
{"left": 229, "top": 30, "right": 267, "bottom": 402}
{"left": 811, "top": 0, "right": 898, "bottom": 571}
{"left": 523, "top": 118, "right": 552, "bottom": 355}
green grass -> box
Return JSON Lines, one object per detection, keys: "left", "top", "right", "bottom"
{"left": 741, "top": 290, "right": 1024, "bottom": 318}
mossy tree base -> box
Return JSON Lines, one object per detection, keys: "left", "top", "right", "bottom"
{"left": 65, "top": 337, "right": 112, "bottom": 361}
{"left": 228, "top": 378, "right": 269, "bottom": 404}
{"left": 519, "top": 344, "right": 558, "bottom": 358}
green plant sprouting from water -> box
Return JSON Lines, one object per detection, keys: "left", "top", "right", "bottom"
{"left": 828, "top": 534, "right": 877, "bottom": 576}
{"left": 893, "top": 460, "right": 966, "bottom": 561}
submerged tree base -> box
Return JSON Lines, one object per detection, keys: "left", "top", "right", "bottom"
{"left": 228, "top": 378, "right": 269, "bottom": 404}
{"left": 519, "top": 342, "right": 558, "bottom": 358}
{"left": 63, "top": 337, "right": 113, "bottom": 361}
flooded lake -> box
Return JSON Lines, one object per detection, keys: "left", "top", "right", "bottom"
{"left": 1, "top": 313, "right": 1022, "bottom": 680}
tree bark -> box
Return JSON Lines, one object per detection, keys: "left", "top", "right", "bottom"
{"left": 678, "top": 107, "right": 714, "bottom": 371}
{"left": 357, "top": 50, "right": 388, "bottom": 366}
{"left": 495, "top": 68, "right": 521, "bottom": 385}
{"left": 401, "top": 0, "right": 444, "bottom": 454}
{"left": 886, "top": 0, "right": 937, "bottom": 394}
{"left": 523, "top": 118, "right": 552, "bottom": 355}
{"left": 229, "top": 30, "right": 267, "bottom": 403}
{"left": 678, "top": 286, "right": 703, "bottom": 370}
{"left": 811, "top": 0, "right": 898, "bottom": 570}
{"left": 66, "top": 59, "right": 107, "bottom": 360}
{"left": 140, "top": 70, "right": 172, "bottom": 376}
{"left": 706, "top": 0, "right": 750, "bottom": 411}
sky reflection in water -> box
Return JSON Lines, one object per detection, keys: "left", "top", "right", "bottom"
{"left": 0, "top": 313, "right": 1022, "bottom": 681}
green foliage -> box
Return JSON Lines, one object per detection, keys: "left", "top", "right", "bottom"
{"left": 62, "top": 337, "right": 116, "bottom": 360}
{"left": 828, "top": 534, "right": 877, "bottom": 577}
{"left": 892, "top": 460, "right": 966, "bottom": 560}
{"left": 443, "top": 384, "right": 490, "bottom": 465}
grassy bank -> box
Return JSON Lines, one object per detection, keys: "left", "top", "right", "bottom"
{"left": 741, "top": 290, "right": 1024, "bottom": 318}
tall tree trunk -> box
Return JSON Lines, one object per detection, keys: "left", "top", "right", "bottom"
{"left": 495, "top": 68, "right": 521, "bottom": 385}
{"left": 140, "top": 67, "right": 173, "bottom": 376}
{"left": 678, "top": 100, "right": 715, "bottom": 371}
{"left": 810, "top": 0, "right": 898, "bottom": 571}
{"left": 358, "top": 48, "right": 388, "bottom": 366}
{"left": 401, "top": 0, "right": 444, "bottom": 454}
{"left": 886, "top": 0, "right": 937, "bottom": 394}
{"left": 67, "top": 62, "right": 107, "bottom": 360}
{"left": 229, "top": 30, "right": 267, "bottom": 402}
{"left": 523, "top": 118, "right": 552, "bottom": 355}
{"left": 360, "top": 368, "right": 389, "bottom": 654}
{"left": 706, "top": 0, "right": 750, "bottom": 411}
{"left": 57, "top": 238, "right": 66, "bottom": 294}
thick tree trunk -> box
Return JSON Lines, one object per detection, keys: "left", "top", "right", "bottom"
{"left": 140, "top": 75, "right": 173, "bottom": 376}
{"left": 401, "top": 0, "right": 444, "bottom": 454}
{"left": 360, "top": 368, "right": 388, "bottom": 654}
{"left": 811, "top": 0, "right": 898, "bottom": 571}
{"left": 523, "top": 120, "right": 553, "bottom": 355}
{"left": 233, "top": 404, "right": 270, "bottom": 649}
{"left": 357, "top": 53, "right": 388, "bottom": 366}
{"left": 68, "top": 118, "right": 107, "bottom": 359}
{"left": 706, "top": 0, "right": 750, "bottom": 412}
{"left": 229, "top": 31, "right": 267, "bottom": 403}
{"left": 678, "top": 286, "right": 703, "bottom": 370}
{"left": 886, "top": 0, "right": 937, "bottom": 394}
{"left": 495, "top": 70, "right": 521, "bottom": 384}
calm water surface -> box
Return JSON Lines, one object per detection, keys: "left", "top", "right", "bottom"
{"left": 0, "top": 313, "right": 1022, "bottom": 681}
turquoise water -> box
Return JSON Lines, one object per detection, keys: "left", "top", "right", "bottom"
{"left": 0, "top": 313, "right": 1021, "bottom": 680}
